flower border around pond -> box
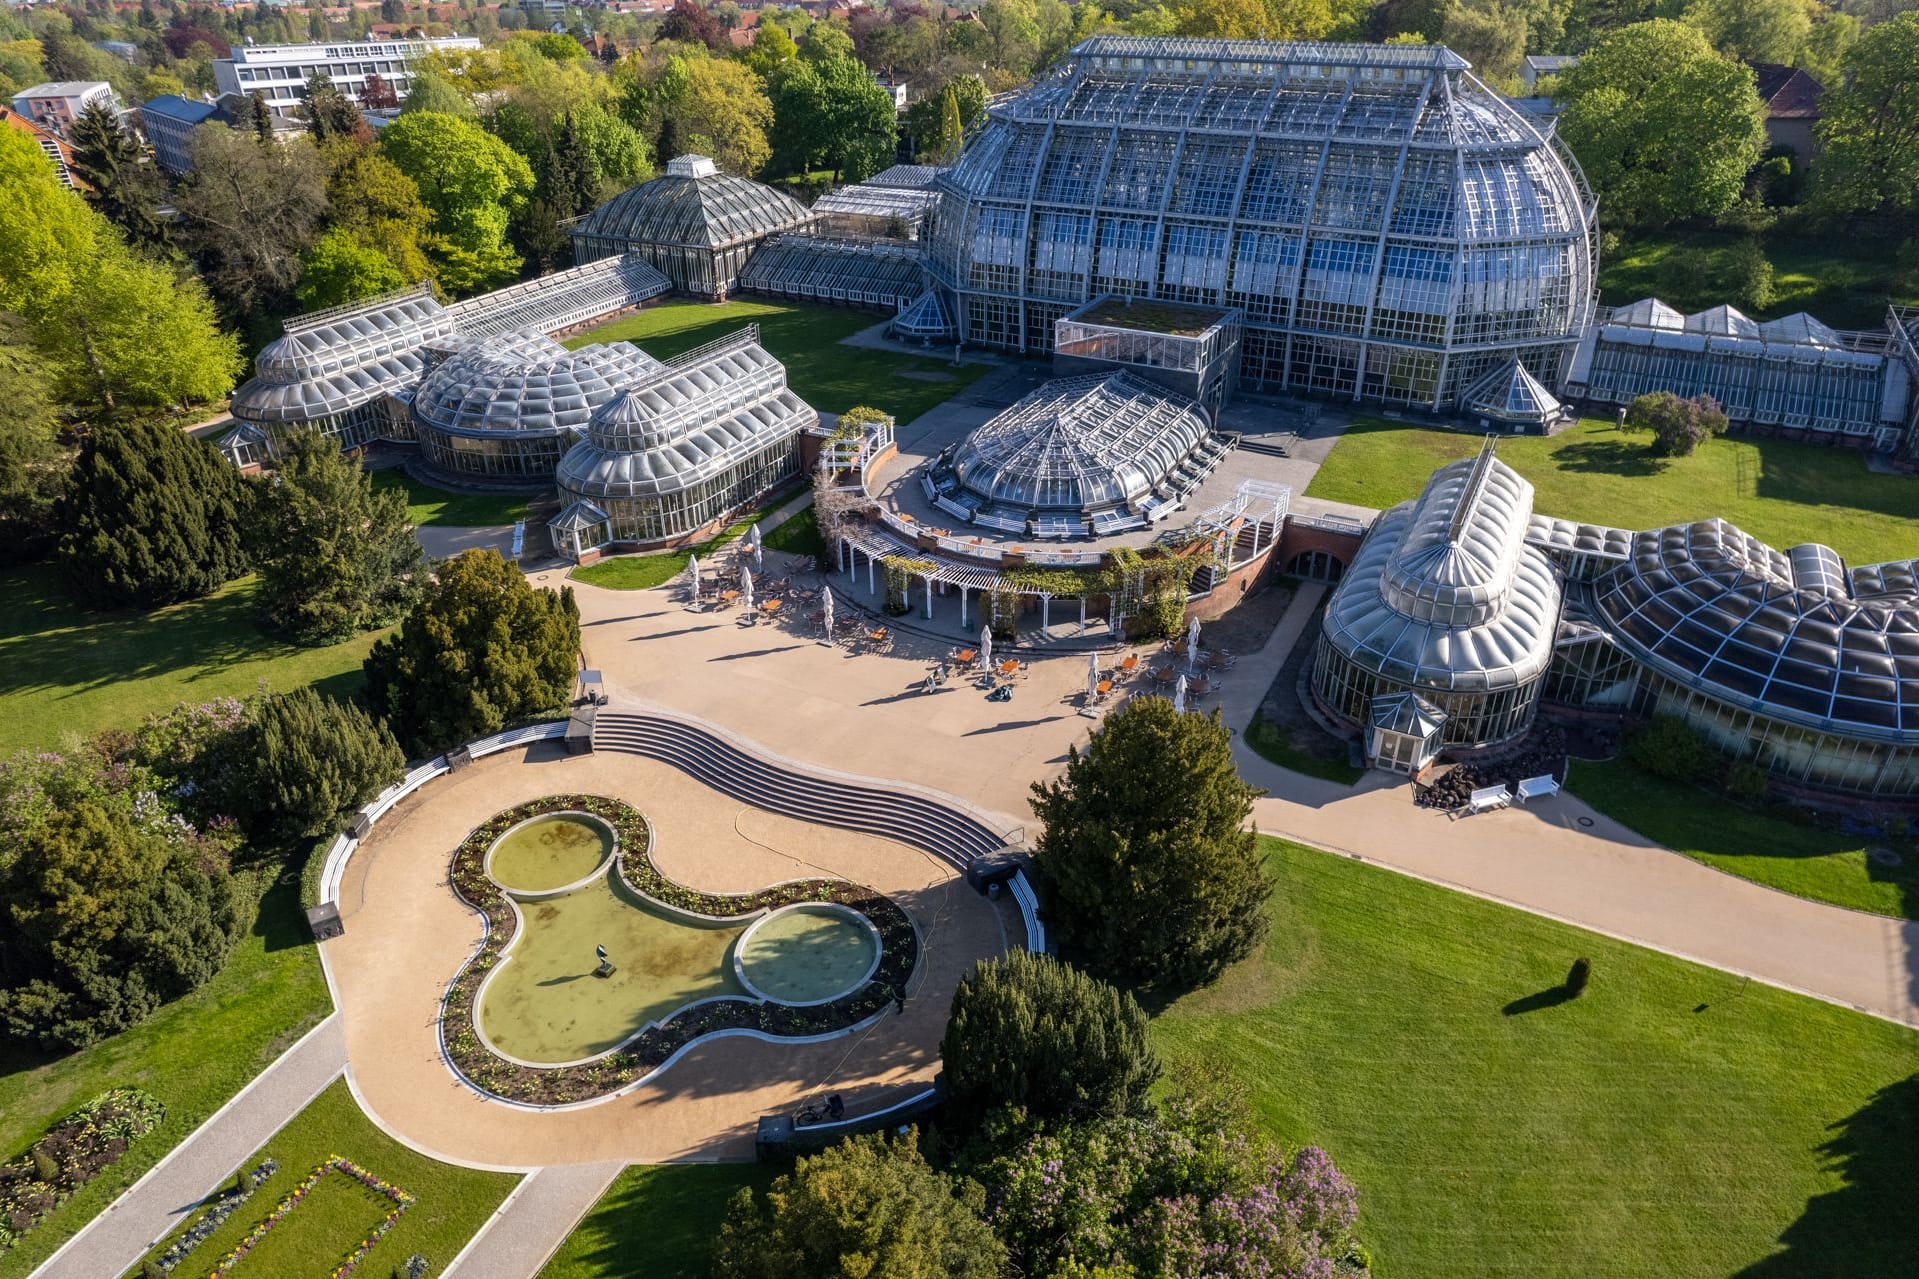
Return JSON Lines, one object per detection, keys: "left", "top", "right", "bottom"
{"left": 441, "top": 794, "right": 920, "bottom": 1107}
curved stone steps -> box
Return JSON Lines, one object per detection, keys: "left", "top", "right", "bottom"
{"left": 593, "top": 711, "right": 1010, "bottom": 871}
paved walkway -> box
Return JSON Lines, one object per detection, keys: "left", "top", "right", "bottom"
{"left": 30, "top": 1016, "right": 348, "bottom": 1279}
{"left": 445, "top": 1161, "right": 624, "bottom": 1279}
{"left": 1217, "top": 588, "right": 1919, "bottom": 1030}
{"left": 570, "top": 572, "right": 1919, "bottom": 1031}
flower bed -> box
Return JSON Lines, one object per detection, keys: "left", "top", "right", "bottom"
{"left": 154, "top": 1158, "right": 278, "bottom": 1272}
{"left": 207, "top": 1156, "right": 413, "bottom": 1278}
{"left": 0, "top": 1088, "right": 164, "bottom": 1252}
{"left": 441, "top": 794, "right": 920, "bottom": 1106}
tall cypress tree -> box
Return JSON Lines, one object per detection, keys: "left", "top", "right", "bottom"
{"left": 55, "top": 419, "right": 251, "bottom": 608}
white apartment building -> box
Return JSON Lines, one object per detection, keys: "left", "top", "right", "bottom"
{"left": 212, "top": 36, "right": 481, "bottom": 113}
{"left": 10, "top": 81, "right": 118, "bottom": 137}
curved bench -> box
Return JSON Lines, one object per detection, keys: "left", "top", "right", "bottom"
{"left": 593, "top": 710, "right": 1012, "bottom": 870}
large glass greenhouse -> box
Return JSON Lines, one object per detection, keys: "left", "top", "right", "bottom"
{"left": 925, "top": 371, "right": 1233, "bottom": 537}
{"left": 572, "top": 154, "right": 815, "bottom": 298}
{"left": 1313, "top": 441, "right": 1563, "bottom": 767}
{"left": 408, "top": 331, "right": 665, "bottom": 482}
{"left": 554, "top": 327, "right": 813, "bottom": 548}
{"left": 924, "top": 36, "right": 1598, "bottom": 409}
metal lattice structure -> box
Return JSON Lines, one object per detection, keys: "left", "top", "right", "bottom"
{"left": 1314, "top": 439, "right": 1562, "bottom": 748}
{"left": 409, "top": 331, "right": 665, "bottom": 481}
{"left": 925, "top": 370, "right": 1232, "bottom": 537}
{"left": 925, "top": 36, "right": 1597, "bottom": 409}
{"left": 555, "top": 327, "right": 814, "bottom": 547}
{"left": 1567, "top": 299, "right": 1903, "bottom": 449}
{"left": 738, "top": 235, "right": 925, "bottom": 310}
{"left": 811, "top": 172, "right": 945, "bottom": 239}
{"left": 571, "top": 155, "right": 815, "bottom": 298}
{"left": 448, "top": 255, "right": 671, "bottom": 338}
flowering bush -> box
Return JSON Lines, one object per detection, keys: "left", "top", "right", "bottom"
{"left": 440, "top": 795, "right": 920, "bottom": 1106}
{"left": 979, "top": 1097, "right": 1368, "bottom": 1279}
{"left": 153, "top": 1159, "right": 277, "bottom": 1272}
{"left": 206, "top": 1157, "right": 412, "bottom": 1279}
{"left": 0, "top": 1089, "right": 164, "bottom": 1252}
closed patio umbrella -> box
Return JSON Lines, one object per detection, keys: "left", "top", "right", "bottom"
{"left": 1087, "top": 652, "right": 1099, "bottom": 703}
{"left": 747, "top": 522, "right": 763, "bottom": 571}
{"left": 979, "top": 625, "right": 992, "bottom": 674}
{"left": 687, "top": 554, "right": 700, "bottom": 605}
{"left": 741, "top": 566, "right": 755, "bottom": 612}
{"left": 1174, "top": 673, "right": 1187, "bottom": 714}
{"left": 822, "top": 587, "right": 835, "bottom": 641}
{"left": 1186, "top": 615, "right": 1201, "bottom": 672}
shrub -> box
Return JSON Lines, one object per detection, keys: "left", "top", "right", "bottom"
{"left": 234, "top": 687, "right": 407, "bottom": 841}
{"left": 1725, "top": 759, "right": 1771, "bottom": 806}
{"left": 1031, "top": 698, "right": 1271, "bottom": 992}
{"left": 942, "top": 950, "right": 1159, "bottom": 1125}
{"left": 1624, "top": 715, "right": 1721, "bottom": 785}
{"left": 714, "top": 1130, "right": 1003, "bottom": 1279}
{"left": 364, "top": 549, "right": 581, "bottom": 756}
{"left": 55, "top": 417, "right": 252, "bottom": 608}
{"left": 1566, "top": 956, "right": 1592, "bottom": 995}
{"left": 1626, "top": 391, "right": 1728, "bottom": 458}
{"left": 1717, "top": 237, "right": 1776, "bottom": 310}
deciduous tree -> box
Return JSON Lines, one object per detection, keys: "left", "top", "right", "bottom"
{"left": 1557, "top": 20, "right": 1765, "bottom": 226}
{"left": 656, "top": 55, "right": 773, "bottom": 176}
{"left": 0, "top": 330, "right": 67, "bottom": 565}
{"left": 363, "top": 549, "right": 580, "bottom": 755}
{"left": 714, "top": 1132, "right": 1004, "bottom": 1279}
{"left": 1812, "top": 12, "right": 1919, "bottom": 218}
{"left": 321, "top": 143, "right": 437, "bottom": 285}
{"left": 176, "top": 125, "right": 330, "bottom": 314}
{"left": 1627, "top": 389, "right": 1727, "bottom": 457}
{"left": 1684, "top": 0, "right": 1809, "bottom": 66}
{"left": 942, "top": 950, "right": 1160, "bottom": 1124}
{"left": 250, "top": 427, "right": 422, "bottom": 643}
{"left": 380, "top": 110, "right": 534, "bottom": 293}
{"left": 1030, "top": 697, "right": 1271, "bottom": 992}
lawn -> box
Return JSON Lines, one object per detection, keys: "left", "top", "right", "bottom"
{"left": 0, "top": 565, "right": 382, "bottom": 756}
{"left": 1244, "top": 711, "right": 1364, "bottom": 785}
{"left": 125, "top": 1079, "right": 517, "bottom": 1279}
{"left": 1598, "top": 225, "right": 1918, "bottom": 331}
{"left": 538, "top": 1164, "right": 777, "bottom": 1279}
{"left": 565, "top": 299, "right": 991, "bottom": 425}
{"left": 1566, "top": 758, "right": 1916, "bottom": 920}
{"left": 572, "top": 498, "right": 822, "bottom": 592}
{"left": 369, "top": 469, "right": 532, "bottom": 527}
{"left": 1304, "top": 417, "right": 1919, "bottom": 564}
{"left": 1152, "top": 838, "right": 1919, "bottom": 1278}
{"left": 0, "top": 873, "right": 330, "bottom": 1279}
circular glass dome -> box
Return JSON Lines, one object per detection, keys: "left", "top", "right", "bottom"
{"left": 409, "top": 331, "right": 664, "bottom": 439}
{"left": 575, "top": 155, "right": 813, "bottom": 250}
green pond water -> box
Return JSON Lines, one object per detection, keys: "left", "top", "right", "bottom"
{"left": 738, "top": 906, "right": 879, "bottom": 1004}
{"left": 480, "top": 876, "right": 747, "bottom": 1064}
{"left": 488, "top": 814, "right": 613, "bottom": 892}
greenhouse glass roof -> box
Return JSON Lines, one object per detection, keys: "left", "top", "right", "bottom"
{"left": 556, "top": 328, "right": 816, "bottom": 500}
{"left": 411, "top": 331, "right": 665, "bottom": 440}
{"left": 1463, "top": 357, "right": 1562, "bottom": 422}
{"left": 939, "top": 371, "right": 1214, "bottom": 515}
{"left": 1592, "top": 520, "right": 1919, "bottom": 741}
{"left": 230, "top": 285, "right": 456, "bottom": 423}
{"left": 1323, "top": 442, "right": 1561, "bottom": 693}
{"left": 573, "top": 154, "right": 814, "bottom": 251}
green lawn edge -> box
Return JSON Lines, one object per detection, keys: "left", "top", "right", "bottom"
{"left": 1151, "top": 837, "right": 1919, "bottom": 1278}
{"left": 1567, "top": 758, "right": 1917, "bottom": 920}
{"left": 572, "top": 501, "right": 825, "bottom": 593}
{"left": 0, "top": 874, "right": 330, "bottom": 1279}
{"left": 1244, "top": 712, "right": 1364, "bottom": 785}
{"left": 1304, "top": 417, "right": 1919, "bottom": 566}
{"left": 369, "top": 470, "right": 532, "bottom": 528}
{"left": 122, "top": 1078, "right": 517, "bottom": 1279}
{"left": 537, "top": 1164, "right": 777, "bottom": 1279}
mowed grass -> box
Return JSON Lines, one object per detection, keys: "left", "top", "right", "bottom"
{"left": 1598, "top": 227, "right": 1918, "bottom": 331}
{"left": 538, "top": 1163, "right": 777, "bottom": 1279}
{"left": 565, "top": 299, "right": 990, "bottom": 425}
{"left": 0, "top": 565, "right": 381, "bottom": 755}
{"left": 1244, "top": 712, "right": 1364, "bottom": 785}
{"left": 1152, "top": 839, "right": 1919, "bottom": 1278}
{"left": 1567, "top": 758, "right": 1917, "bottom": 920}
{"left": 127, "top": 1079, "right": 517, "bottom": 1279}
{"left": 0, "top": 875, "right": 330, "bottom": 1279}
{"left": 1305, "top": 417, "right": 1919, "bottom": 564}
{"left": 571, "top": 498, "right": 825, "bottom": 592}
{"left": 369, "top": 469, "right": 531, "bottom": 527}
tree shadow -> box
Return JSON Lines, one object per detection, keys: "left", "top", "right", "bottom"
{"left": 1548, "top": 439, "right": 1670, "bottom": 478}
{"left": 1501, "top": 985, "right": 1576, "bottom": 1016}
{"left": 1736, "top": 1074, "right": 1919, "bottom": 1277}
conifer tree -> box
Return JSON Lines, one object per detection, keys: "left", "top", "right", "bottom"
{"left": 69, "top": 101, "right": 166, "bottom": 252}
{"left": 250, "top": 429, "right": 422, "bottom": 644}
{"left": 55, "top": 418, "right": 251, "bottom": 608}
{"left": 233, "top": 687, "right": 407, "bottom": 840}
{"left": 1030, "top": 697, "right": 1272, "bottom": 992}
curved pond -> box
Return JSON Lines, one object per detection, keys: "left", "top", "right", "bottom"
{"left": 487, "top": 814, "right": 614, "bottom": 893}
{"left": 736, "top": 905, "right": 880, "bottom": 1005}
